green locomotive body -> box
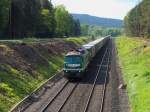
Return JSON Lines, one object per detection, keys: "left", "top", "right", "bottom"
{"left": 64, "top": 49, "right": 89, "bottom": 78}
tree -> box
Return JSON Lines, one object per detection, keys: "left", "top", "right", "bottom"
{"left": 124, "top": 0, "right": 150, "bottom": 38}
{"left": 0, "top": 0, "right": 10, "bottom": 38}
{"left": 73, "top": 19, "right": 81, "bottom": 36}
{"left": 0, "top": 0, "right": 81, "bottom": 39}
{"left": 81, "top": 24, "right": 89, "bottom": 36}
{"left": 36, "top": 0, "right": 55, "bottom": 37}
{"left": 54, "top": 5, "right": 81, "bottom": 37}
{"left": 55, "top": 5, "right": 69, "bottom": 36}
{"left": 11, "top": 0, "right": 41, "bottom": 38}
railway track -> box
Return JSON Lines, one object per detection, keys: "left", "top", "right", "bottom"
{"left": 100, "top": 45, "right": 111, "bottom": 112}
{"left": 19, "top": 40, "right": 112, "bottom": 112}
{"left": 83, "top": 44, "right": 111, "bottom": 112}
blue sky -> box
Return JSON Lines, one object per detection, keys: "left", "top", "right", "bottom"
{"left": 52, "top": 0, "right": 141, "bottom": 20}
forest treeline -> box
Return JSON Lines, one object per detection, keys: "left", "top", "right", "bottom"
{"left": 0, "top": 0, "right": 81, "bottom": 39}
{"left": 81, "top": 24, "right": 123, "bottom": 37}
{"left": 124, "top": 0, "right": 150, "bottom": 38}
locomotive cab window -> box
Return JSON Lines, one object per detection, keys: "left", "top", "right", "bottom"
{"left": 64, "top": 56, "right": 83, "bottom": 69}
{"left": 65, "top": 56, "right": 82, "bottom": 64}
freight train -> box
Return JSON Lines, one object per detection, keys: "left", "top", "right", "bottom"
{"left": 63, "top": 36, "right": 110, "bottom": 79}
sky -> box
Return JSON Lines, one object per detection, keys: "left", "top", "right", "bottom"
{"left": 52, "top": 0, "right": 141, "bottom": 20}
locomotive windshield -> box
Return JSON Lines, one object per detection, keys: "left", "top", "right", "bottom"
{"left": 64, "top": 56, "right": 82, "bottom": 68}
{"left": 65, "top": 56, "right": 81, "bottom": 64}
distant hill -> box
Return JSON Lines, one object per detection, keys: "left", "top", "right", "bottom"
{"left": 72, "top": 14, "right": 123, "bottom": 27}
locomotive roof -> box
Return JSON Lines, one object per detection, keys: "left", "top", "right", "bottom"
{"left": 66, "top": 51, "right": 81, "bottom": 56}
{"left": 66, "top": 47, "right": 87, "bottom": 56}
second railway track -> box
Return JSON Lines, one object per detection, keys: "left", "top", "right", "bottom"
{"left": 83, "top": 41, "right": 112, "bottom": 112}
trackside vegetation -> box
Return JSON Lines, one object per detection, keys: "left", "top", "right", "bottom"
{"left": 116, "top": 37, "right": 150, "bottom": 112}
{"left": 0, "top": 37, "right": 88, "bottom": 112}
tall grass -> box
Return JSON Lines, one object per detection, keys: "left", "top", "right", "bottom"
{"left": 116, "top": 36, "right": 150, "bottom": 112}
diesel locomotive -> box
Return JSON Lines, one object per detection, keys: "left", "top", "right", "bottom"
{"left": 63, "top": 36, "right": 110, "bottom": 79}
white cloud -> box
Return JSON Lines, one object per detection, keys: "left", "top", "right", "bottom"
{"left": 52, "top": 0, "right": 137, "bottom": 19}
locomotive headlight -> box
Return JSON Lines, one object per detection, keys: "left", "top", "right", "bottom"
{"left": 79, "top": 71, "right": 81, "bottom": 72}
{"left": 65, "top": 70, "right": 68, "bottom": 72}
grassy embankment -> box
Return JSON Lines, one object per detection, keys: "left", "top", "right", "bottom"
{"left": 0, "top": 37, "right": 89, "bottom": 112}
{"left": 116, "top": 37, "right": 150, "bottom": 112}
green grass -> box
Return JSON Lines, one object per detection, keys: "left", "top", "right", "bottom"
{"left": 116, "top": 36, "right": 150, "bottom": 112}
{"left": 0, "top": 64, "right": 41, "bottom": 112}
{"left": 35, "top": 55, "right": 64, "bottom": 78}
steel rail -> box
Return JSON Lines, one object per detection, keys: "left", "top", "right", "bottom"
{"left": 42, "top": 82, "right": 78, "bottom": 112}
{"left": 41, "top": 80, "right": 69, "bottom": 112}
{"left": 99, "top": 42, "right": 112, "bottom": 112}
{"left": 83, "top": 47, "right": 109, "bottom": 112}
{"left": 56, "top": 83, "right": 78, "bottom": 112}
